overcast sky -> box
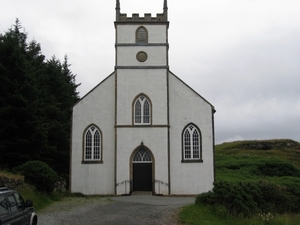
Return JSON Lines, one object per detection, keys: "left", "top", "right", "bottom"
{"left": 1, "top": 0, "right": 299, "bottom": 144}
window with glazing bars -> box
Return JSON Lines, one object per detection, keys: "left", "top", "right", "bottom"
{"left": 84, "top": 125, "right": 101, "bottom": 160}
{"left": 134, "top": 95, "right": 151, "bottom": 125}
{"left": 182, "top": 124, "right": 201, "bottom": 160}
{"left": 133, "top": 148, "right": 152, "bottom": 162}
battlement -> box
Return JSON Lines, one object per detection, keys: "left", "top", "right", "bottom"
{"left": 117, "top": 12, "right": 167, "bottom": 22}
{"left": 116, "top": 0, "right": 168, "bottom": 23}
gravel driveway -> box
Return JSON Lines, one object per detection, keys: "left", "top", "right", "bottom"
{"left": 38, "top": 195, "right": 195, "bottom": 225}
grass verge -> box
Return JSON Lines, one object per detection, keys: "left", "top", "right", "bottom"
{"left": 180, "top": 204, "right": 300, "bottom": 225}
{"left": 16, "top": 185, "right": 66, "bottom": 211}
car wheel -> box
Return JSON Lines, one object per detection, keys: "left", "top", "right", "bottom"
{"left": 32, "top": 217, "right": 38, "bottom": 225}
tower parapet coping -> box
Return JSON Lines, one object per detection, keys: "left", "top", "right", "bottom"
{"left": 116, "top": 0, "right": 168, "bottom": 23}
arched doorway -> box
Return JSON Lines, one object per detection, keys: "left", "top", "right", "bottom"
{"left": 131, "top": 147, "right": 153, "bottom": 192}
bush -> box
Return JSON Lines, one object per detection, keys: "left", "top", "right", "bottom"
{"left": 254, "top": 161, "right": 300, "bottom": 177}
{"left": 196, "top": 181, "right": 300, "bottom": 218}
{"left": 16, "top": 161, "right": 58, "bottom": 193}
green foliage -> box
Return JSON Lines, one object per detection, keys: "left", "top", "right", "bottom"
{"left": 181, "top": 140, "right": 300, "bottom": 224}
{"left": 215, "top": 139, "right": 300, "bottom": 169}
{"left": 179, "top": 204, "right": 230, "bottom": 225}
{"left": 180, "top": 204, "right": 300, "bottom": 225}
{"left": 254, "top": 161, "right": 300, "bottom": 177}
{"left": 196, "top": 181, "right": 300, "bottom": 218}
{"left": 0, "top": 20, "right": 80, "bottom": 175}
{"left": 17, "top": 184, "right": 63, "bottom": 211}
{"left": 215, "top": 140, "right": 300, "bottom": 186}
{"left": 17, "top": 161, "right": 58, "bottom": 193}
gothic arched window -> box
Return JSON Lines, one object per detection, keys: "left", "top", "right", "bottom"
{"left": 136, "top": 26, "right": 148, "bottom": 43}
{"left": 133, "top": 94, "right": 151, "bottom": 125}
{"left": 182, "top": 123, "right": 202, "bottom": 162}
{"left": 83, "top": 125, "right": 102, "bottom": 162}
{"left": 133, "top": 148, "right": 152, "bottom": 162}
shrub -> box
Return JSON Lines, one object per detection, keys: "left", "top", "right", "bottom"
{"left": 16, "top": 161, "right": 58, "bottom": 193}
{"left": 255, "top": 161, "right": 300, "bottom": 177}
{"left": 196, "top": 181, "right": 300, "bottom": 218}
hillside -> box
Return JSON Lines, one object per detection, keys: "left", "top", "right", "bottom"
{"left": 215, "top": 139, "right": 300, "bottom": 185}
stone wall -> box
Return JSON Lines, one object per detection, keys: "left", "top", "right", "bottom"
{"left": 0, "top": 174, "right": 25, "bottom": 190}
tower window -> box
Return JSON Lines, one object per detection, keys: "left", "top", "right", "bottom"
{"left": 136, "top": 26, "right": 148, "bottom": 43}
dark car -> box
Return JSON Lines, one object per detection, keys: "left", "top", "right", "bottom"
{"left": 0, "top": 187, "right": 37, "bottom": 225}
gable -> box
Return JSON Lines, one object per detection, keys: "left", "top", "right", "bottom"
{"left": 169, "top": 71, "right": 215, "bottom": 111}
{"left": 73, "top": 72, "right": 115, "bottom": 108}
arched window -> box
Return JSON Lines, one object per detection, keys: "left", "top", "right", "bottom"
{"left": 182, "top": 124, "right": 202, "bottom": 162}
{"left": 83, "top": 125, "right": 102, "bottom": 161}
{"left": 133, "top": 94, "right": 151, "bottom": 125}
{"left": 136, "top": 26, "right": 148, "bottom": 43}
{"left": 133, "top": 148, "right": 152, "bottom": 162}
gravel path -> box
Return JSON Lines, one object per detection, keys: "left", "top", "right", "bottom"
{"left": 38, "top": 195, "right": 194, "bottom": 225}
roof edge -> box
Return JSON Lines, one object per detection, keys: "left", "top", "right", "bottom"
{"left": 72, "top": 71, "right": 115, "bottom": 108}
{"left": 169, "top": 70, "right": 216, "bottom": 112}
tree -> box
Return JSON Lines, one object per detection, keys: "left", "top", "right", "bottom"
{"left": 0, "top": 19, "right": 80, "bottom": 175}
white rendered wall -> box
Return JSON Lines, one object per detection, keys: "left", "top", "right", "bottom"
{"left": 70, "top": 74, "right": 115, "bottom": 195}
{"left": 116, "top": 127, "right": 169, "bottom": 195}
{"left": 116, "top": 25, "right": 167, "bottom": 43}
{"left": 169, "top": 73, "right": 214, "bottom": 195}
{"left": 117, "top": 46, "right": 167, "bottom": 67}
{"left": 116, "top": 69, "right": 168, "bottom": 125}
{"left": 115, "top": 67, "right": 169, "bottom": 195}
{"left": 116, "top": 24, "right": 168, "bottom": 67}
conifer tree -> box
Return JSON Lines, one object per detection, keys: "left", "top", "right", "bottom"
{"left": 0, "top": 20, "right": 80, "bottom": 175}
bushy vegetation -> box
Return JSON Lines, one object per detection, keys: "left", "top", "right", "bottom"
{"left": 17, "top": 184, "right": 63, "bottom": 211}
{"left": 16, "top": 161, "right": 58, "bottom": 193}
{"left": 181, "top": 139, "right": 300, "bottom": 224}
{"left": 196, "top": 181, "right": 300, "bottom": 218}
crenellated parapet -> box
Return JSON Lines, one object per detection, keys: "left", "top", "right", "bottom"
{"left": 116, "top": 0, "right": 168, "bottom": 23}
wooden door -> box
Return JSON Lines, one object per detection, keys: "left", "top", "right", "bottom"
{"left": 133, "top": 163, "right": 152, "bottom": 191}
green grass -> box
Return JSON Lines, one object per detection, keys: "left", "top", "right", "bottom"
{"left": 180, "top": 139, "right": 300, "bottom": 225}
{"left": 215, "top": 139, "right": 300, "bottom": 186}
{"left": 215, "top": 154, "right": 300, "bottom": 186}
{"left": 215, "top": 139, "right": 300, "bottom": 169}
{"left": 180, "top": 204, "right": 300, "bottom": 225}
{"left": 16, "top": 185, "right": 64, "bottom": 211}
{"left": 0, "top": 170, "right": 64, "bottom": 211}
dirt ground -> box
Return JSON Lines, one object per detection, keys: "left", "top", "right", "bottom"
{"left": 38, "top": 196, "right": 194, "bottom": 225}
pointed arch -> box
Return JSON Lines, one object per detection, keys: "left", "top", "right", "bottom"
{"left": 136, "top": 26, "right": 148, "bottom": 43}
{"left": 132, "top": 93, "right": 152, "bottom": 125}
{"left": 130, "top": 144, "right": 155, "bottom": 164}
{"left": 129, "top": 144, "right": 155, "bottom": 193}
{"left": 82, "top": 124, "right": 103, "bottom": 163}
{"left": 181, "top": 123, "right": 203, "bottom": 162}
{"left": 133, "top": 148, "right": 152, "bottom": 162}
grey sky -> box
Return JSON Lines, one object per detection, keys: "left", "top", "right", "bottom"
{"left": 1, "top": 0, "right": 299, "bottom": 144}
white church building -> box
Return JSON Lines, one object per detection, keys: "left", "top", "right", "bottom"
{"left": 70, "top": 0, "right": 216, "bottom": 195}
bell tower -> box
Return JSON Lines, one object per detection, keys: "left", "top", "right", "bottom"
{"left": 114, "top": 1, "right": 171, "bottom": 194}
{"left": 114, "top": 0, "right": 169, "bottom": 69}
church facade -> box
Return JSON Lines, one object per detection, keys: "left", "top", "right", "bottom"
{"left": 70, "top": 0, "right": 216, "bottom": 195}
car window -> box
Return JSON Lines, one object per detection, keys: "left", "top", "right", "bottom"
{"left": 0, "top": 194, "right": 9, "bottom": 216}
{"left": 13, "top": 193, "right": 25, "bottom": 209}
{"left": 7, "top": 194, "right": 18, "bottom": 212}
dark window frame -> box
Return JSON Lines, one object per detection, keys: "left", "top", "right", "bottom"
{"left": 181, "top": 123, "right": 203, "bottom": 163}
{"left": 82, "top": 124, "right": 103, "bottom": 164}
{"left": 132, "top": 94, "right": 152, "bottom": 125}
